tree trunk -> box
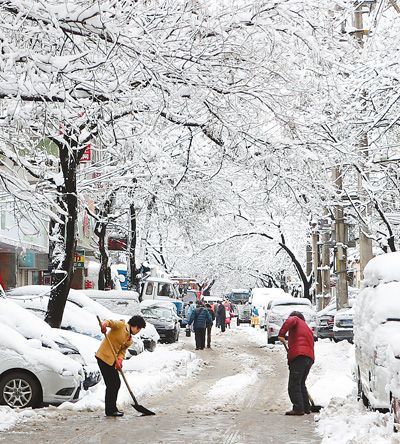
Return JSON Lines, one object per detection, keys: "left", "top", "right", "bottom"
{"left": 45, "top": 147, "right": 77, "bottom": 327}
{"left": 94, "top": 195, "right": 114, "bottom": 291}
{"left": 129, "top": 203, "right": 140, "bottom": 291}
{"left": 97, "top": 224, "right": 108, "bottom": 290}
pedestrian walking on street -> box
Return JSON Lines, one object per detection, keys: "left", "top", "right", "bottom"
{"left": 278, "top": 311, "right": 314, "bottom": 416}
{"left": 216, "top": 301, "right": 226, "bottom": 332}
{"left": 205, "top": 303, "right": 215, "bottom": 348}
{"left": 96, "top": 315, "right": 146, "bottom": 417}
{"left": 189, "top": 301, "right": 212, "bottom": 350}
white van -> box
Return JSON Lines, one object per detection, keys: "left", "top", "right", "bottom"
{"left": 354, "top": 252, "right": 400, "bottom": 429}
{"left": 140, "top": 277, "right": 184, "bottom": 321}
{"left": 250, "top": 287, "right": 286, "bottom": 328}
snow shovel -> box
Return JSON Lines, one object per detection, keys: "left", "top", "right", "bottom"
{"left": 281, "top": 340, "right": 322, "bottom": 413}
{"left": 97, "top": 316, "right": 155, "bottom": 416}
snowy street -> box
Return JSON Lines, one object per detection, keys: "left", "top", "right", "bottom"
{"left": 0, "top": 325, "right": 320, "bottom": 444}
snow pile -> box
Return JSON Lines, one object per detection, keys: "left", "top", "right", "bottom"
{"left": 308, "top": 340, "right": 355, "bottom": 407}
{"left": 237, "top": 325, "right": 268, "bottom": 347}
{"left": 316, "top": 397, "right": 393, "bottom": 443}
{"left": 311, "top": 340, "right": 400, "bottom": 442}
{"left": 59, "top": 346, "right": 202, "bottom": 411}
{"left": 363, "top": 252, "right": 400, "bottom": 287}
{"left": 0, "top": 407, "right": 37, "bottom": 432}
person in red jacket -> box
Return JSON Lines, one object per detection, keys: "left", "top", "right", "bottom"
{"left": 278, "top": 311, "right": 315, "bottom": 416}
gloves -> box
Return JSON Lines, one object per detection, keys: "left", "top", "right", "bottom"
{"left": 101, "top": 322, "right": 108, "bottom": 334}
{"left": 115, "top": 357, "right": 123, "bottom": 370}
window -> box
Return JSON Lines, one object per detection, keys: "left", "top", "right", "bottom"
{"left": 145, "top": 283, "right": 154, "bottom": 295}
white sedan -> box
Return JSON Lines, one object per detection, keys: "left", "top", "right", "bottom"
{"left": 0, "top": 324, "right": 83, "bottom": 408}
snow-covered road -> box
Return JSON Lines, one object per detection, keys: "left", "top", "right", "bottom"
{"left": 0, "top": 323, "right": 319, "bottom": 443}
{"left": 2, "top": 323, "right": 398, "bottom": 443}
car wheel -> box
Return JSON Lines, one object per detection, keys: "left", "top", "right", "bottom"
{"left": 0, "top": 372, "right": 41, "bottom": 409}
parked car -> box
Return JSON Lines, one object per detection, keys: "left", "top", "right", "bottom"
{"left": 82, "top": 289, "right": 140, "bottom": 316}
{"left": 140, "top": 300, "right": 180, "bottom": 343}
{"left": 264, "top": 297, "right": 316, "bottom": 344}
{"left": 250, "top": 288, "right": 286, "bottom": 329}
{"left": 0, "top": 298, "right": 100, "bottom": 390}
{"left": 354, "top": 252, "right": 400, "bottom": 429}
{"left": 0, "top": 323, "right": 84, "bottom": 408}
{"left": 333, "top": 306, "right": 354, "bottom": 343}
{"left": 315, "top": 303, "right": 336, "bottom": 340}
{"left": 6, "top": 286, "right": 159, "bottom": 355}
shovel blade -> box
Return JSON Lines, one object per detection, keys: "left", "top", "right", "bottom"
{"left": 310, "top": 405, "right": 322, "bottom": 413}
{"left": 132, "top": 403, "right": 156, "bottom": 416}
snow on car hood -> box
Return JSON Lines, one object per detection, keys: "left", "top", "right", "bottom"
{"left": 0, "top": 298, "right": 69, "bottom": 351}
{"left": 0, "top": 324, "right": 83, "bottom": 378}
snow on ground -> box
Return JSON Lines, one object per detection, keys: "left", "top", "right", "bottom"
{"left": 206, "top": 369, "right": 258, "bottom": 406}
{"left": 317, "top": 397, "right": 394, "bottom": 444}
{"left": 237, "top": 326, "right": 400, "bottom": 443}
{"left": 311, "top": 340, "right": 400, "bottom": 443}
{"left": 0, "top": 407, "right": 44, "bottom": 431}
{"left": 308, "top": 340, "right": 355, "bottom": 407}
{"left": 59, "top": 345, "right": 202, "bottom": 412}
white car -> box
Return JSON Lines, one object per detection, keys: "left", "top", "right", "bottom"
{"left": 0, "top": 298, "right": 100, "bottom": 390}
{"left": 354, "top": 252, "right": 400, "bottom": 429}
{"left": 264, "top": 297, "right": 316, "bottom": 344}
{"left": 0, "top": 324, "right": 83, "bottom": 408}
{"left": 250, "top": 287, "right": 286, "bottom": 328}
{"left": 333, "top": 306, "right": 354, "bottom": 343}
{"left": 7, "top": 285, "right": 160, "bottom": 354}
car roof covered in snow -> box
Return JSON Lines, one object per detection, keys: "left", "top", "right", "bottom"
{"left": 363, "top": 252, "right": 400, "bottom": 287}
{"left": 272, "top": 297, "right": 311, "bottom": 307}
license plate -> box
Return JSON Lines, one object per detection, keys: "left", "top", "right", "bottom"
{"left": 340, "top": 319, "right": 353, "bottom": 325}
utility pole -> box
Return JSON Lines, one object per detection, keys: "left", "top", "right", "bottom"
{"left": 311, "top": 221, "right": 321, "bottom": 305}
{"left": 333, "top": 168, "right": 348, "bottom": 310}
{"left": 320, "top": 212, "right": 331, "bottom": 309}
{"left": 353, "top": 3, "right": 374, "bottom": 280}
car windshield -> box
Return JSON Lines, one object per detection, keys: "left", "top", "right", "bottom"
{"left": 143, "top": 307, "right": 173, "bottom": 320}
{"left": 230, "top": 293, "right": 249, "bottom": 302}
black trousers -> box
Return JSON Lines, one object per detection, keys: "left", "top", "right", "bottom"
{"left": 288, "top": 356, "right": 313, "bottom": 412}
{"left": 96, "top": 357, "right": 121, "bottom": 415}
{"left": 194, "top": 328, "right": 206, "bottom": 349}
{"left": 206, "top": 326, "right": 212, "bottom": 348}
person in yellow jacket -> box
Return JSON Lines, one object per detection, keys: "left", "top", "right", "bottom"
{"left": 96, "top": 315, "right": 146, "bottom": 417}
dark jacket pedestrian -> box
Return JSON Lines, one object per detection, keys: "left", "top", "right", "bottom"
{"left": 205, "top": 303, "right": 215, "bottom": 348}
{"left": 216, "top": 302, "right": 226, "bottom": 332}
{"left": 189, "top": 303, "right": 212, "bottom": 350}
{"left": 278, "top": 311, "right": 314, "bottom": 416}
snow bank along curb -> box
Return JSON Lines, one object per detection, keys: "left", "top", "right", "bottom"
{"left": 0, "top": 407, "right": 38, "bottom": 432}
{"left": 59, "top": 347, "right": 203, "bottom": 411}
